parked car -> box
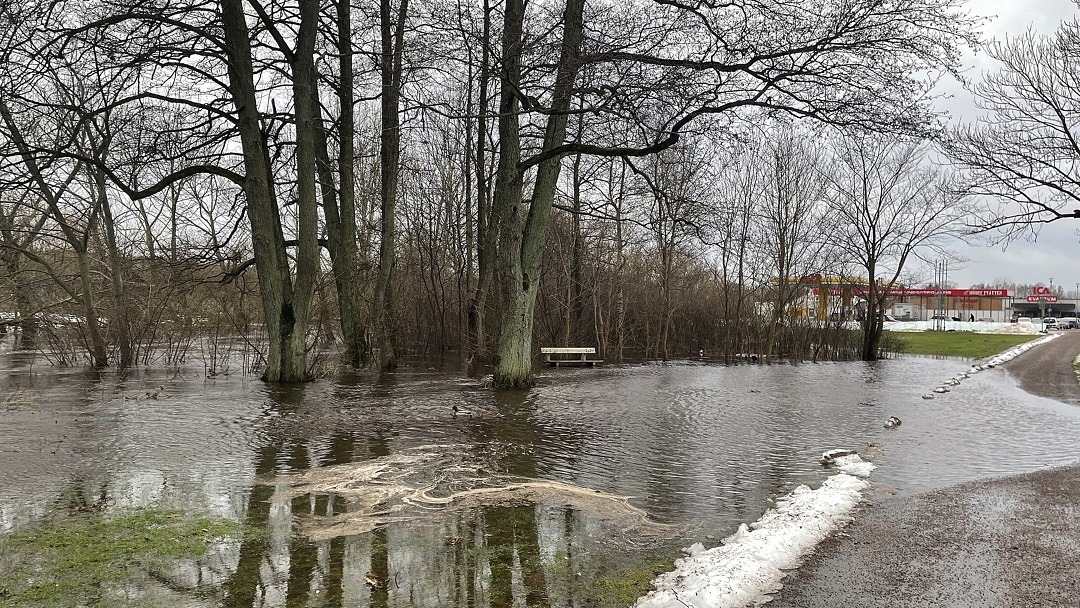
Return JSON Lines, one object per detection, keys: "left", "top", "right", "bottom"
{"left": 1043, "top": 317, "right": 1058, "bottom": 328}
{"left": 1017, "top": 317, "right": 1033, "bottom": 324}
{"left": 929, "top": 314, "right": 949, "bottom": 321}
{"left": 1059, "top": 317, "right": 1078, "bottom": 329}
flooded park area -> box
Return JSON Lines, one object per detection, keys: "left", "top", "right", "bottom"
{"left": 2, "top": 345, "right": 1080, "bottom": 607}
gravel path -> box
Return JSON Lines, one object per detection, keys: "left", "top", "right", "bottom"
{"left": 766, "top": 332, "right": 1080, "bottom": 608}
{"left": 1002, "top": 330, "right": 1080, "bottom": 405}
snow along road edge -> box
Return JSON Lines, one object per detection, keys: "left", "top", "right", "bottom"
{"left": 634, "top": 456, "right": 873, "bottom": 608}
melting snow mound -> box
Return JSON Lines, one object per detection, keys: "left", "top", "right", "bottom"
{"left": 635, "top": 470, "right": 870, "bottom": 608}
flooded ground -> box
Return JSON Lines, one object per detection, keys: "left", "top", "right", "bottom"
{"left": 2, "top": 347, "right": 1079, "bottom": 606}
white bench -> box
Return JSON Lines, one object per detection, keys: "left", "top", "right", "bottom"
{"left": 540, "top": 347, "right": 603, "bottom": 367}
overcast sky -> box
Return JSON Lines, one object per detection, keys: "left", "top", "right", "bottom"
{"left": 934, "top": 0, "right": 1078, "bottom": 292}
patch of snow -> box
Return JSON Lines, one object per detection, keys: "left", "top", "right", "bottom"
{"left": 820, "top": 450, "right": 876, "bottom": 478}
{"left": 635, "top": 460, "right": 871, "bottom": 608}
{"left": 978, "top": 333, "right": 1058, "bottom": 367}
{"left": 883, "top": 320, "right": 1042, "bottom": 334}
{"left": 922, "top": 333, "right": 1057, "bottom": 399}
{"left": 832, "top": 455, "right": 876, "bottom": 478}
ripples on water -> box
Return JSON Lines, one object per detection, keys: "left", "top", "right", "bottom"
{"left": 1, "top": 350, "right": 1079, "bottom": 606}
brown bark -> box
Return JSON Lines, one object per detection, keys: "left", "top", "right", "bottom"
{"left": 467, "top": 0, "right": 496, "bottom": 364}
{"left": 372, "top": 0, "right": 409, "bottom": 370}
{"left": 220, "top": 0, "right": 312, "bottom": 382}
{"left": 97, "top": 170, "right": 132, "bottom": 368}
{"left": 316, "top": 0, "right": 367, "bottom": 368}
{"left": 492, "top": 0, "right": 585, "bottom": 387}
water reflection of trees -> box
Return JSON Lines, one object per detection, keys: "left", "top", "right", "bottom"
{"left": 3, "top": 369, "right": 675, "bottom": 606}
{"left": 217, "top": 436, "right": 636, "bottom": 606}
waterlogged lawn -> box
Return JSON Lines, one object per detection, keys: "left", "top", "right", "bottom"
{"left": 0, "top": 509, "right": 246, "bottom": 606}
{"left": 893, "top": 331, "right": 1038, "bottom": 359}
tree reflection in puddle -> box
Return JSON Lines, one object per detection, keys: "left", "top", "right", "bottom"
{"left": 241, "top": 444, "right": 683, "bottom": 606}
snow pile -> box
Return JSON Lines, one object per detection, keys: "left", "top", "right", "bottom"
{"left": 988, "top": 323, "right": 1042, "bottom": 335}
{"left": 882, "top": 320, "right": 1032, "bottom": 333}
{"left": 820, "top": 449, "right": 876, "bottom": 477}
{"left": 925, "top": 334, "right": 1057, "bottom": 395}
{"left": 635, "top": 462, "right": 871, "bottom": 608}
{"left": 980, "top": 333, "right": 1058, "bottom": 366}
{"left": 882, "top": 321, "right": 1043, "bottom": 334}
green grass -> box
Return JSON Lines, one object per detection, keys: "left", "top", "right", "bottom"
{"left": 892, "top": 331, "right": 1039, "bottom": 359}
{"left": 0, "top": 509, "right": 246, "bottom": 606}
{"left": 587, "top": 556, "right": 676, "bottom": 606}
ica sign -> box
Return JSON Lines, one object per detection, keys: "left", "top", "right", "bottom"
{"left": 1026, "top": 285, "right": 1059, "bottom": 303}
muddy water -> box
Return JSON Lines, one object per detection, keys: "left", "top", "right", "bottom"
{"left": 2, "top": 351, "right": 1079, "bottom": 606}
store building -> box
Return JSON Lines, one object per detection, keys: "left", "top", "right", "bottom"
{"left": 886, "top": 288, "right": 1015, "bottom": 321}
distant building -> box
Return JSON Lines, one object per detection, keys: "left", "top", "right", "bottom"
{"left": 886, "top": 288, "right": 1015, "bottom": 321}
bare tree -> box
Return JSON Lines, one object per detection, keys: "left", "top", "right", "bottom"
{"left": 946, "top": 20, "right": 1080, "bottom": 239}
{"left": 625, "top": 140, "right": 716, "bottom": 360}
{"left": 488, "top": 0, "right": 980, "bottom": 386}
{"left": 21, "top": 0, "right": 350, "bottom": 381}
{"left": 754, "top": 126, "right": 835, "bottom": 358}
{"left": 826, "top": 135, "right": 965, "bottom": 360}
{"left": 371, "top": 0, "right": 411, "bottom": 370}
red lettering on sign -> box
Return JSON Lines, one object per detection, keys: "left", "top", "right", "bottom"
{"left": 1033, "top": 286, "right": 1052, "bottom": 295}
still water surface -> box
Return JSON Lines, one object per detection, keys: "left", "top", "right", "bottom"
{"left": 2, "top": 351, "right": 1079, "bottom": 606}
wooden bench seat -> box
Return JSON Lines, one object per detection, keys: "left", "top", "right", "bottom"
{"left": 540, "top": 347, "right": 603, "bottom": 367}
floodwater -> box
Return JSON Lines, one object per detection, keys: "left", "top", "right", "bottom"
{"left": 2, "top": 348, "right": 1080, "bottom": 607}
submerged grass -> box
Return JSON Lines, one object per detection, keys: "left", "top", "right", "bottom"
{"left": 588, "top": 557, "right": 675, "bottom": 606}
{"left": 0, "top": 509, "right": 245, "bottom": 606}
{"left": 892, "top": 331, "right": 1038, "bottom": 359}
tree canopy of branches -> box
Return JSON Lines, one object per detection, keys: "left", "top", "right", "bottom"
{"left": 0, "top": 0, "right": 982, "bottom": 384}
{"left": 946, "top": 17, "right": 1080, "bottom": 240}
{"left": 487, "top": 0, "right": 980, "bottom": 386}
{"left": 827, "top": 135, "right": 967, "bottom": 360}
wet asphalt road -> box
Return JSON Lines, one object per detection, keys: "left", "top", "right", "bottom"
{"left": 767, "top": 331, "right": 1080, "bottom": 608}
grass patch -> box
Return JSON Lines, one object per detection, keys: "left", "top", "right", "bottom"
{"left": 588, "top": 557, "right": 675, "bottom": 606}
{"left": 0, "top": 509, "right": 245, "bottom": 606}
{"left": 892, "top": 331, "right": 1038, "bottom": 359}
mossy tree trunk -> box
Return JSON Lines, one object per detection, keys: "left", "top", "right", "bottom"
{"left": 492, "top": 0, "right": 585, "bottom": 387}
{"left": 220, "top": 0, "right": 319, "bottom": 382}
{"left": 312, "top": 0, "right": 367, "bottom": 368}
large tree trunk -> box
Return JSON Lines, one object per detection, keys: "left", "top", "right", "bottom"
{"left": 95, "top": 166, "right": 133, "bottom": 368}
{"left": 313, "top": 0, "right": 366, "bottom": 368}
{"left": 467, "top": 0, "right": 495, "bottom": 364}
{"left": 862, "top": 292, "right": 885, "bottom": 360}
{"left": 490, "top": 0, "right": 528, "bottom": 386}
{"left": 75, "top": 248, "right": 109, "bottom": 367}
{"left": 287, "top": 0, "right": 320, "bottom": 378}
{"left": 220, "top": 0, "right": 312, "bottom": 382}
{"left": 492, "top": 0, "right": 584, "bottom": 387}
{"left": 372, "top": 0, "right": 409, "bottom": 370}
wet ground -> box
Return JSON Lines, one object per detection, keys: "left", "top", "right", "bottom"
{"left": 769, "top": 331, "right": 1080, "bottom": 608}
{"left": 2, "top": 335, "right": 1080, "bottom": 606}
